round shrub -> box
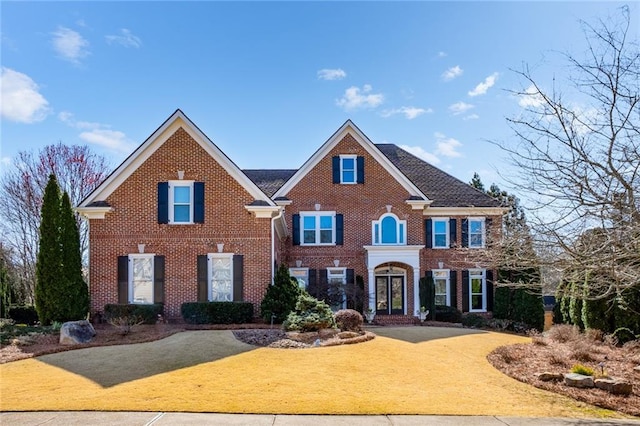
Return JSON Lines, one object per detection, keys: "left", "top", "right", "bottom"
{"left": 283, "top": 292, "right": 335, "bottom": 332}
{"left": 434, "top": 305, "right": 462, "bottom": 323}
{"left": 8, "top": 305, "right": 39, "bottom": 325}
{"left": 462, "top": 313, "right": 487, "bottom": 328}
{"left": 334, "top": 309, "right": 363, "bottom": 332}
{"left": 612, "top": 327, "right": 636, "bottom": 346}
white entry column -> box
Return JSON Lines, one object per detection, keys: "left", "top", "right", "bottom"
{"left": 368, "top": 268, "right": 376, "bottom": 312}
{"left": 413, "top": 267, "right": 421, "bottom": 317}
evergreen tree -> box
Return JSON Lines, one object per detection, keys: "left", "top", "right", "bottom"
{"left": 35, "top": 174, "right": 62, "bottom": 325}
{"left": 469, "top": 172, "right": 485, "bottom": 192}
{"left": 568, "top": 281, "right": 584, "bottom": 329}
{"left": 512, "top": 286, "right": 545, "bottom": 332}
{"left": 0, "top": 255, "right": 15, "bottom": 318}
{"left": 260, "top": 264, "right": 301, "bottom": 323}
{"left": 59, "top": 192, "right": 89, "bottom": 320}
{"left": 493, "top": 284, "right": 512, "bottom": 320}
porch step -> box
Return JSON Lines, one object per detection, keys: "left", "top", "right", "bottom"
{"left": 370, "top": 315, "right": 418, "bottom": 326}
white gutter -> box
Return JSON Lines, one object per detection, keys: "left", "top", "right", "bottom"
{"left": 271, "top": 207, "right": 284, "bottom": 281}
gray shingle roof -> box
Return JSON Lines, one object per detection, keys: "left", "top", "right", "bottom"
{"left": 243, "top": 169, "right": 297, "bottom": 197}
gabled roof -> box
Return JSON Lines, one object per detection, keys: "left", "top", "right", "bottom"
{"left": 78, "top": 109, "right": 275, "bottom": 208}
{"left": 243, "top": 170, "right": 297, "bottom": 197}
{"left": 272, "top": 120, "right": 429, "bottom": 200}
{"left": 376, "top": 144, "right": 501, "bottom": 208}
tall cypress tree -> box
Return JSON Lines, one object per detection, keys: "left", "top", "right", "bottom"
{"left": 59, "top": 191, "right": 89, "bottom": 320}
{"left": 35, "top": 174, "right": 62, "bottom": 325}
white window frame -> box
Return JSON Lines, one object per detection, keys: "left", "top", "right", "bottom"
{"left": 432, "top": 217, "right": 449, "bottom": 249}
{"left": 340, "top": 155, "right": 357, "bottom": 184}
{"left": 208, "top": 253, "right": 234, "bottom": 302}
{"left": 327, "top": 267, "right": 347, "bottom": 310}
{"left": 432, "top": 269, "right": 450, "bottom": 306}
{"left": 468, "top": 217, "right": 486, "bottom": 249}
{"left": 128, "top": 253, "right": 155, "bottom": 304}
{"left": 168, "top": 180, "right": 194, "bottom": 224}
{"left": 372, "top": 213, "right": 407, "bottom": 245}
{"left": 469, "top": 269, "right": 487, "bottom": 312}
{"left": 289, "top": 267, "right": 309, "bottom": 290}
{"left": 300, "top": 211, "right": 336, "bottom": 246}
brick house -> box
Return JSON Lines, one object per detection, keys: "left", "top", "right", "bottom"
{"left": 78, "top": 110, "right": 504, "bottom": 323}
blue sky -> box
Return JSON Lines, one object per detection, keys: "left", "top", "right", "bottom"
{"left": 1, "top": 1, "right": 636, "bottom": 192}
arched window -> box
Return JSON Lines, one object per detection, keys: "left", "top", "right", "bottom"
{"left": 372, "top": 213, "right": 406, "bottom": 245}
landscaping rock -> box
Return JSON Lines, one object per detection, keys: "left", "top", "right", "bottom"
{"left": 595, "top": 378, "right": 633, "bottom": 395}
{"left": 634, "top": 365, "right": 640, "bottom": 373}
{"left": 60, "top": 320, "right": 96, "bottom": 345}
{"left": 537, "top": 372, "right": 564, "bottom": 382}
{"left": 564, "top": 373, "right": 594, "bottom": 388}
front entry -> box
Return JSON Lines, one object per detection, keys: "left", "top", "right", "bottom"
{"left": 375, "top": 275, "right": 404, "bottom": 315}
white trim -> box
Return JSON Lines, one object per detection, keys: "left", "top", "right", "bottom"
{"left": 339, "top": 154, "right": 357, "bottom": 184}
{"left": 372, "top": 213, "right": 407, "bottom": 245}
{"left": 468, "top": 217, "right": 486, "bottom": 249}
{"left": 273, "top": 120, "right": 429, "bottom": 200}
{"left": 79, "top": 110, "right": 275, "bottom": 208}
{"left": 468, "top": 268, "right": 487, "bottom": 313}
{"left": 364, "top": 245, "right": 423, "bottom": 270}
{"left": 76, "top": 206, "right": 113, "bottom": 219}
{"left": 128, "top": 253, "right": 155, "bottom": 304}
{"left": 168, "top": 180, "right": 194, "bottom": 224}
{"left": 274, "top": 199, "right": 293, "bottom": 206}
{"left": 424, "top": 207, "right": 507, "bottom": 216}
{"left": 207, "top": 253, "right": 234, "bottom": 302}
{"left": 432, "top": 269, "right": 450, "bottom": 306}
{"left": 373, "top": 266, "right": 408, "bottom": 315}
{"left": 406, "top": 199, "right": 432, "bottom": 210}
{"left": 299, "top": 211, "right": 336, "bottom": 246}
{"left": 245, "top": 205, "right": 281, "bottom": 218}
{"left": 432, "top": 217, "right": 449, "bottom": 249}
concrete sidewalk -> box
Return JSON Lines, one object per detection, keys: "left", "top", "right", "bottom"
{"left": 1, "top": 412, "right": 639, "bottom": 425}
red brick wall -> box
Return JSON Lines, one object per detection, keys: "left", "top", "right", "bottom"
{"left": 88, "top": 127, "right": 272, "bottom": 318}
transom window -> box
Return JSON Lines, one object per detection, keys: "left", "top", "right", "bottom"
{"left": 372, "top": 213, "right": 406, "bottom": 245}
{"left": 169, "top": 181, "right": 194, "bottom": 224}
{"left": 301, "top": 212, "right": 335, "bottom": 245}
{"left": 129, "top": 254, "right": 154, "bottom": 304}
{"left": 340, "top": 155, "right": 357, "bottom": 184}
{"left": 208, "top": 253, "right": 233, "bottom": 302}
{"left": 469, "top": 269, "right": 486, "bottom": 312}
{"left": 469, "top": 218, "right": 485, "bottom": 248}
{"left": 433, "top": 218, "right": 449, "bottom": 248}
{"left": 433, "top": 269, "right": 450, "bottom": 306}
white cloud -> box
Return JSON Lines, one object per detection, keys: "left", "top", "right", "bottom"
{"left": 399, "top": 144, "right": 440, "bottom": 165}
{"left": 58, "top": 111, "right": 101, "bottom": 129}
{"left": 0, "top": 67, "right": 50, "bottom": 123}
{"left": 79, "top": 129, "right": 133, "bottom": 152}
{"left": 317, "top": 68, "right": 346, "bottom": 80}
{"left": 437, "top": 51, "right": 447, "bottom": 58}
{"left": 442, "top": 65, "right": 463, "bottom": 81}
{"left": 106, "top": 29, "right": 142, "bottom": 48}
{"left": 434, "top": 132, "right": 463, "bottom": 157}
{"left": 336, "top": 84, "right": 384, "bottom": 111}
{"left": 468, "top": 72, "right": 499, "bottom": 97}
{"left": 448, "top": 101, "right": 474, "bottom": 115}
{"left": 51, "top": 27, "right": 89, "bottom": 64}
{"left": 518, "top": 84, "right": 545, "bottom": 108}
{"left": 381, "top": 106, "right": 432, "bottom": 120}
{"left": 463, "top": 114, "right": 480, "bottom": 121}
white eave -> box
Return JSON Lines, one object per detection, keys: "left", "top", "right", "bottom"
{"left": 244, "top": 205, "right": 281, "bottom": 218}
{"left": 423, "top": 206, "right": 509, "bottom": 216}
{"left": 406, "top": 199, "right": 433, "bottom": 210}
{"left": 75, "top": 206, "right": 113, "bottom": 219}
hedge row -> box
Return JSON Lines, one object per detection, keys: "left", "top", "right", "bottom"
{"left": 181, "top": 302, "right": 253, "bottom": 324}
{"left": 103, "top": 304, "right": 163, "bottom": 324}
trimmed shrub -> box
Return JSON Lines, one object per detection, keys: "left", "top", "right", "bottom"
{"left": 462, "top": 313, "right": 487, "bottom": 328}
{"left": 104, "top": 304, "right": 163, "bottom": 324}
{"left": 180, "top": 302, "right": 253, "bottom": 324}
{"left": 571, "top": 364, "right": 595, "bottom": 376}
{"left": 612, "top": 327, "right": 636, "bottom": 346}
{"left": 614, "top": 286, "right": 640, "bottom": 335}
{"left": 334, "top": 309, "right": 363, "bottom": 332}
{"left": 260, "top": 264, "right": 300, "bottom": 323}
{"left": 8, "top": 305, "right": 39, "bottom": 325}
{"left": 283, "top": 292, "right": 335, "bottom": 332}
{"left": 434, "top": 305, "right": 462, "bottom": 323}
{"left": 418, "top": 276, "right": 436, "bottom": 321}
{"left": 493, "top": 285, "right": 512, "bottom": 320}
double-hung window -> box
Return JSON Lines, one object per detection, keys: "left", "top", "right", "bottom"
{"left": 468, "top": 218, "right": 485, "bottom": 248}
{"left": 208, "top": 253, "right": 233, "bottom": 302}
{"left": 169, "top": 181, "right": 194, "bottom": 224}
{"left": 327, "top": 267, "right": 347, "bottom": 310}
{"left": 301, "top": 212, "right": 335, "bottom": 245}
{"left": 469, "top": 269, "right": 486, "bottom": 312}
{"left": 433, "top": 269, "right": 450, "bottom": 306}
{"left": 432, "top": 218, "right": 449, "bottom": 248}
{"left": 129, "top": 254, "right": 154, "bottom": 304}
{"left": 340, "top": 155, "right": 356, "bottom": 184}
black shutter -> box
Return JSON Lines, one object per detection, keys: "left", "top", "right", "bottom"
{"left": 486, "top": 269, "right": 494, "bottom": 312}
{"left": 197, "top": 255, "right": 208, "bottom": 302}
{"left": 425, "top": 219, "right": 433, "bottom": 248}
{"left": 118, "top": 256, "right": 129, "bottom": 304}
{"left": 450, "top": 270, "right": 457, "bottom": 309}
{"left": 332, "top": 156, "right": 340, "bottom": 184}
{"left": 485, "top": 218, "right": 493, "bottom": 247}
{"left": 346, "top": 269, "right": 355, "bottom": 309}
{"left": 449, "top": 219, "right": 457, "bottom": 247}
{"left": 356, "top": 156, "right": 364, "bottom": 184}
{"left": 335, "top": 214, "right": 344, "bottom": 245}
{"left": 307, "top": 269, "right": 317, "bottom": 297}
{"left": 193, "top": 182, "right": 205, "bottom": 223}
{"left": 292, "top": 214, "right": 300, "bottom": 245}
{"left": 319, "top": 269, "right": 329, "bottom": 302}
{"left": 461, "top": 219, "right": 469, "bottom": 248}
{"left": 233, "top": 255, "right": 244, "bottom": 302}
{"left": 462, "top": 270, "right": 470, "bottom": 312}
{"left": 157, "top": 182, "right": 169, "bottom": 224}
{"left": 153, "top": 255, "right": 165, "bottom": 304}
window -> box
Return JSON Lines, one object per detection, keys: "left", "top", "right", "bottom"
{"left": 327, "top": 267, "right": 346, "bottom": 310}
{"left": 433, "top": 218, "right": 449, "bottom": 248}
{"left": 169, "top": 181, "right": 194, "bottom": 224}
{"left": 340, "top": 155, "right": 356, "bottom": 184}
{"left": 433, "top": 269, "right": 450, "bottom": 306}
{"left": 289, "top": 268, "right": 309, "bottom": 289}
{"left": 468, "top": 218, "right": 485, "bottom": 248}
{"left": 208, "top": 253, "right": 233, "bottom": 302}
{"left": 372, "top": 213, "right": 406, "bottom": 245}
{"left": 301, "top": 212, "right": 335, "bottom": 245}
{"left": 469, "top": 269, "right": 486, "bottom": 312}
{"left": 129, "top": 254, "right": 154, "bottom": 304}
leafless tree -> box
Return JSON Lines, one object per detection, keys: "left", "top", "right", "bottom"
{"left": 0, "top": 143, "right": 110, "bottom": 303}
{"left": 494, "top": 7, "right": 639, "bottom": 300}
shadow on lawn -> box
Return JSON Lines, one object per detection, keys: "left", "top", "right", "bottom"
{"left": 371, "top": 326, "right": 487, "bottom": 344}
{"left": 35, "top": 330, "right": 255, "bottom": 388}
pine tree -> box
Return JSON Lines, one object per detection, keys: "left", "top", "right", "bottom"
{"left": 260, "top": 264, "right": 301, "bottom": 323}
{"left": 35, "top": 174, "right": 62, "bottom": 325}
{"left": 469, "top": 172, "right": 485, "bottom": 192}
{"left": 59, "top": 192, "right": 89, "bottom": 320}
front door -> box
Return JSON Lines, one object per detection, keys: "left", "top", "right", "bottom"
{"left": 375, "top": 275, "right": 404, "bottom": 315}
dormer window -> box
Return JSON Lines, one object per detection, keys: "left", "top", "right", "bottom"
{"left": 372, "top": 213, "right": 406, "bottom": 245}
{"left": 332, "top": 156, "right": 364, "bottom": 184}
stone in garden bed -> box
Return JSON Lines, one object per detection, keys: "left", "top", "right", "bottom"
{"left": 594, "top": 378, "right": 633, "bottom": 395}
{"left": 564, "top": 373, "right": 594, "bottom": 388}
{"left": 537, "top": 372, "right": 564, "bottom": 382}
{"left": 60, "top": 320, "right": 96, "bottom": 345}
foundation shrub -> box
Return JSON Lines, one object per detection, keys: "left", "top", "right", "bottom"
{"left": 7, "top": 305, "right": 39, "bottom": 325}
{"left": 612, "top": 327, "right": 636, "bottom": 346}
{"left": 334, "top": 309, "right": 363, "bottom": 332}
{"left": 283, "top": 292, "right": 335, "bottom": 332}
{"left": 180, "top": 302, "right": 253, "bottom": 324}
{"left": 104, "top": 304, "right": 163, "bottom": 324}
{"left": 462, "top": 313, "right": 487, "bottom": 328}
{"left": 434, "top": 305, "right": 462, "bottom": 323}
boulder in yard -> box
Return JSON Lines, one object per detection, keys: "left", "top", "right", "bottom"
{"left": 59, "top": 320, "right": 96, "bottom": 345}
{"left": 564, "top": 373, "right": 594, "bottom": 388}
{"left": 594, "top": 378, "right": 633, "bottom": 395}
{"left": 537, "top": 372, "right": 564, "bottom": 382}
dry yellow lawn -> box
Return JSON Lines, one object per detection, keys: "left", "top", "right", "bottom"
{"left": 0, "top": 328, "right": 623, "bottom": 417}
